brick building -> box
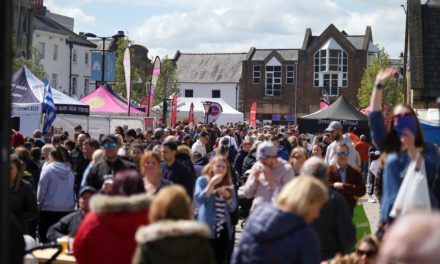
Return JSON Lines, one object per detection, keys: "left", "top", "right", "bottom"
{"left": 241, "top": 24, "right": 379, "bottom": 122}
{"left": 404, "top": 0, "right": 440, "bottom": 108}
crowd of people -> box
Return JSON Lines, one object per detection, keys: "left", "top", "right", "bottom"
{"left": 9, "top": 68, "right": 440, "bottom": 264}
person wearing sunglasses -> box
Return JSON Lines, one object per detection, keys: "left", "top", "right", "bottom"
{"left": 356, "top": 235, "right": 379, "bottom": 264}
{"left": 84, "top": 134, "right": 137, "bottom": 192}
{"left": 369, "top": 68, "right": 440, "bottom": 228}
{"left": 328, "top": 141, "right": 366, "bottom": 214}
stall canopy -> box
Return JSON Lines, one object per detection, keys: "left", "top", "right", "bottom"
{"left": 11, "top": 66, "right": 90, "bottom": 115}
{"left": 419, "top": 109, "right": 440, "bottom": 146}
{"left": 80, "top": 84, "right": 144, "bottom": 114}
{"left": 173, "top": 97, "right": 244, "bottom": 125}
{"left": 297, "top": 95, "right": 369, "bottom": 136}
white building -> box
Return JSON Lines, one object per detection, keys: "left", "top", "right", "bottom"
{"left": 32, "top": 11, "right": 96, "bottom": 98}
{"left": 174, "top": 51, "right": 247, "bottom": 109}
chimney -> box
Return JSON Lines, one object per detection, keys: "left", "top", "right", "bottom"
{"left": 33, "top": 0, "right": 47, "bottom": 16}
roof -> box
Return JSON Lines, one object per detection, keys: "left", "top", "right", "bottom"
{"left": 300, "top": 95, "right": 367, "bottom": 121}
{"left": 426, "top": 0, "right": 440, "bottom": 5}
{"left": 345, "top": 36, "right": 365, "bottom": 50}
{"left": 251, "top": 49, "right": 299, "bottom": 61}
{"left": 33, "top": 15, "right": 96, "bottom": 48}
{"left": 175, "top": 53, "right": 247, "bottom": 83}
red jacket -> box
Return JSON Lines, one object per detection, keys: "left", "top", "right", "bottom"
{"left": 328, "top": 164, "right": 366, "bottom": 213}
{"left": 74, "top": 194, "right": 151, "bottom": 264}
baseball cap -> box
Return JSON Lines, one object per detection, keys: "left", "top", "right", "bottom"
{"left": 79, "top": 186, "right": 97, "bottom": 196}
{"left": 100, "top": 134, "right": 117, "bottom": 145}
{"left": 256, "top": 142, "right": 278, "bottom": 159}
{"left": 325, "top": 121, "right": 343, "bottom": 132}
{"left": 154, "top": 128, "right": 164, "bottom": 139}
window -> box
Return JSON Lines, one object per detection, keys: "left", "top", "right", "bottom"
{"left": 53, "top": 44, "right": 58, "bottom": 61}
{"left": 286, "top": 65, "right": 295, "bottom": 84}
{"left": 265, "top": 65, "right": 282, "bottom": 96}
{"left": 84, "top": 78, "right": 90, "bottom": 95}
{"left": 253, "top": 65, "right": 261, "bottom": 83}
{"left": 72, "top": 77, "right": 78, "bottom": 95}
{"left": 51, "top": 73, "right": 58, "bottom": 89}
{"left": 72, "top": 49, "right": 77, "bottom": 64}
{"left": 85, "top": 53, "right": 89, "bottom": 65}
{"left": 212, "top": 90, "right": 221, "bottom": 98}
{"left": 38, "top": 42, "right": 45, "bottom": 59}
{"left": 367, "top": 52, "right": 377, "bottom": 66}
{"left": 313, "top": 38, "right": 348, "bottom": 94}
{"left": 184, "top": 89, "right": 193, "bottom": 97}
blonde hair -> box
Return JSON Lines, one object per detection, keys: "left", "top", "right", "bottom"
{"left": 177, "top": 145, "right": 192, "bottom": 156}
{"left": 201, "top": 156, "right": 232, "bottom": 188}
{"left": 41, "top": 144, "right": 55, "bottom": 158}
{"left": 92, "top": 149, "right": 105, "bottom": 165}
{"left": 149, "top": 185, "right": 193, "bottom": 223}
{"left": 276, "top": 176, "right": 328, "bottom": 218}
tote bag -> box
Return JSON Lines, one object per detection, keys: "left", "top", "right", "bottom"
{"left": 352, "top": 204, "right": 371, "bottom": 242}
{"left": 389, "top": 156, "right": 431, "bottom": 218}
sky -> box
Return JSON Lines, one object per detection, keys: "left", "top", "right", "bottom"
{"left": 45, "top": 0, "right": 408, "bottom": 59}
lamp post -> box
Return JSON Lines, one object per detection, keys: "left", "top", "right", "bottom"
{"left": 162, "top": 98, "right": 173, "bottom": 127}
{"left": 84, "top": 31, "right": 125, "bottom": 86}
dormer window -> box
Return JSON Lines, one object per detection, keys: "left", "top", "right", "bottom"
{"left": 265, "top": 57, "right": 282, "bottom": 96}
{"left": 313, "top": 38, "right": 348, "bottom": 96}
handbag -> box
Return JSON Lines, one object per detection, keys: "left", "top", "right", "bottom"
{"left": 352, "top": 204, "right": 371, "bottom": 242}
{"left": 389, "top": 155, "right": 431, "bottom": 218}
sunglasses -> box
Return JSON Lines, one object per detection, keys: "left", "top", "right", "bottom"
{"left": 392, "top": 112, "right": 415, "bottom": 119}
{"left": 336, "top": 151, "right": 349, "bottom": 157}
{"left": 102, "top": 143, "right": 117, "bottom": 149}
{"left": 356, "top": 249, "right": 377, "bottom": 258}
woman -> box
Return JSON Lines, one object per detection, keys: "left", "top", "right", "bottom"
{"left": 37, "top": 148, "right": 75, "bottom": 242}
{"left": 10, "top": 154, "right": 38, "bottom": 234}
{"left": 311, "top": 143, "right": 324, "bottom": 158}
{"left": 41, "top": 144, "right": 55, "bottom": 168}
{"left": 176, "top": 145, "right": 197, "bottom": 189}
{"left": 232, "top": 176, "right": 328, "bottom": 264}
{"left": 289, "top": 147, "right": 307, "bottom": 176}
{"left": 356, "top": 235, "right": 379, "bottom": 264}
{"left": 369, "top": 68, "right": 440, "bottom": 225}
{"left": 74, "top": 169, "right": 150, "bottom": 264}
{"left": 129, "top": 143, "right": 144, "bottom": 169}
{"left": 288, "top": 135, "right": 299, "bottom": 150}
{"left": 140, "top": 151, "right": 171, "bottom": 196}
{"left": 15, "top": 146, "right": 40, "bottom": 190}
{"left": 194, "top": 156, "right": 237, "bottom": 264}
{"left": 132, "top": 185, "right": 215, "bottom": 264}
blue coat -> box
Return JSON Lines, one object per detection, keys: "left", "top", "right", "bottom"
{"left": 194, "top": 176, "right": 237, "bottom": 239}
{"left": 232, "top": 203, "right": 321, "bottom": 264}
{"left": 369, "top": 111, "right": 440, "bottom": 222}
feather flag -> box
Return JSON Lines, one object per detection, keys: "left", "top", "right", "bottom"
{"left": 123, "top": 47, "right": 131, "bottom": 114}
{"left": 188, "top": 102, "right": 195, "bottom": 124}
{"left": 148, "top": 56, "right": 161, "bottom": 116}
{"left": 171, "top": 93, "right": 178, "bottom": 126}
{"left": 43, "top": 79, "right": 57, "bottom": 134}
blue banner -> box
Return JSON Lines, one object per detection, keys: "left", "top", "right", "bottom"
{"left": 105, "top": 52, "right": 116, "bottom": 82}
{"left": 91, "top": 51, "right": 102, "bottom": 81}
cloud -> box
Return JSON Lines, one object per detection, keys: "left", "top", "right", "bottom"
{"left": 132, "top": 0, "right": 405, "bottom": 58}
{"left": 45, "top": 0, "right": 95, "bottom": 26}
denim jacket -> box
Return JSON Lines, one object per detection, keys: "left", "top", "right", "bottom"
{"left": 194, "top": 176, "right": 238, "bottom": 239}
{"left": 369, "top": 111, "right": 440, "bottom": 222}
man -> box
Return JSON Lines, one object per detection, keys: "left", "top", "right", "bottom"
{"left": 160, "top": 139, "right": 193, "bottom": 197}
{"left": 270, "top": 135, "right": 289, "bottom": 161}
{"left": 191, "top": 130, "right": 209, "bottom": 157}
{"left": 324, "top": 121, "right": 357, "bottom": 166}
{"left": 301, "top": 157, "right": 356, "bottom": 260}
{"left": 239, "top": 142, "right": 295, "bottom": 212}
{"left": 70, "top": 133, "right": 89, "bottom": 196}
{"left": 355, "top": 135, "right": 370, "bottom": 183}
{"left": 125, "top": 129, "right": 137, "bottom": 144}
{"left": 144, "top": 129, "right": 153, "bottom": 145}
{"left": 146, "top": 128, "right": 165, "bottom": 151}
{"left": 320, "top": 134, "right": 331, "bottom": 156}
{"left": 79, "top": 138, "right": 101, "bottom": 190}
{"left": 233, "top": 139, "right": 252, "bottom": 177}
{"left": 46, "top": 187, "right": 96, "bottom": 241}
{"left": 221, "top": 128, "right": 239, "bottom": 151}
{"left": 32, "top": 129, "right": 45, "bottom": 148}
{"left": 328, "top": 141, "right": 366, "bottom": 213}
{"left": 85, "top": 134, "right": 136, "bottom": 190}
{"left": 379, "top": 213, "right": 440, "bottom": 263}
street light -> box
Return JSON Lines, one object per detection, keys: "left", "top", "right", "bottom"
{"left": 84, "top": 31, "right": 125, "bottom": 86}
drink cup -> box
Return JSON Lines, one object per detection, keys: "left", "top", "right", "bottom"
{"left": 57, "top": 237, "right": 69, "bottom": 254}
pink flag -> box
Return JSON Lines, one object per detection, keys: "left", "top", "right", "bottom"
{"left": 249, "top": 102, "right": 257, "bottom": 126}
{"left": 148, "top": 57, "right": 161, "bottom": 116}
{"left": 188, "top": 102, "right": 195, "bottom": 124}
{"left": 123, "top": 48, "right": 131, "bottom": 114}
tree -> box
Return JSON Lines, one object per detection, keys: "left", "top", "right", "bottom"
{"left": 114, "top": 37, "right": 143, "bottom": 103}
{"left": 12, "top": 45, "right": 46, "bottom": 80}
{"left": 357, "top": 47, "right": 403, "bottom": 116}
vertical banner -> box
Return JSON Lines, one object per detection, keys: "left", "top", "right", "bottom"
{"left": 188, "top": 102, "right": 195, "bottom": 124}
{"left": 249, "top": 101, "right": 257, "bottom": 126}
{"left": 90, "top": 51, "right": 102, "bottom": 81}
{"left": 148, "top": 56, "right": 161, "bottom": 116}
{"left": 171, "top": 93, "right": 178, "bottom": 126}
{"left": 123, "top": 48, "right": 131, "bottom": 114}
{"left": 105, "top": 52, "right": 116, "bottom": 81}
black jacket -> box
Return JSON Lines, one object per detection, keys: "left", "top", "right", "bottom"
{"left": 10, "top": 179, "right": 38, "bottom": 233}
{"left": 311, "top": 188, "right": 356, "bottom": 260}
{"left": 46, "top": 210, "right": 84, "bottom": 241}
{"left": 161, "top": 160, "right": 194, "bottom": 197}
{"left": 194, "top": 156, "right": 209, "bottom": 177}
{"left": 234, "top": 149, "right": 248, "bottom": 177}
{"left": 70, "top": 146, "right": 89, "bottom": 193}
{"left": 242, "top": 151, "right": 257, "bottom": 174}
{"left": 85, "top": 158, "right": 137, "bottom": 190}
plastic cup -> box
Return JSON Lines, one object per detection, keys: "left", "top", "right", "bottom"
{"left": 57, "top": 237, "right": 69, "bottom": 254}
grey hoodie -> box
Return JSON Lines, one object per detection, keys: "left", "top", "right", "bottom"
{"left": 37, "top": 161, "right": 75, "bottom": 212}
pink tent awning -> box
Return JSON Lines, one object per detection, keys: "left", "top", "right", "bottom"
{"left": 80, "top": 86, "right": 144, "bottom": 114}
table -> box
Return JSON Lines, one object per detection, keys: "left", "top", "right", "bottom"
{"left": 30, "top": 248, "right": 76, "bottom": 264}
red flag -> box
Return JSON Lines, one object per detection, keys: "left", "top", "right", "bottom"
{"left": 171, "top": 93, "right": 178, "bottom": 126}
{"left": 320, "top": 100, "right": 329, "bottom": 110}
{"left": 249, "top": 101, "right": 257, "bottom": 126}
{"left": 188, "top": 102, "right": 195, "bottom": 124}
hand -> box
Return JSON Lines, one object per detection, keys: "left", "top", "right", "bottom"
{"left": 210, "top": 174, "right": 224, "bottom": 186}
{"left": 102, "top": 181, "right": 113, "bottom": 194}
{"left": 375, "top": 68, "right": 399, "bottom": 85}
{"left": 218, "top": 188, "right": 232, "bottom": 199}
{"left": 333, "top": 182, "right": 344, "bottom": 190}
